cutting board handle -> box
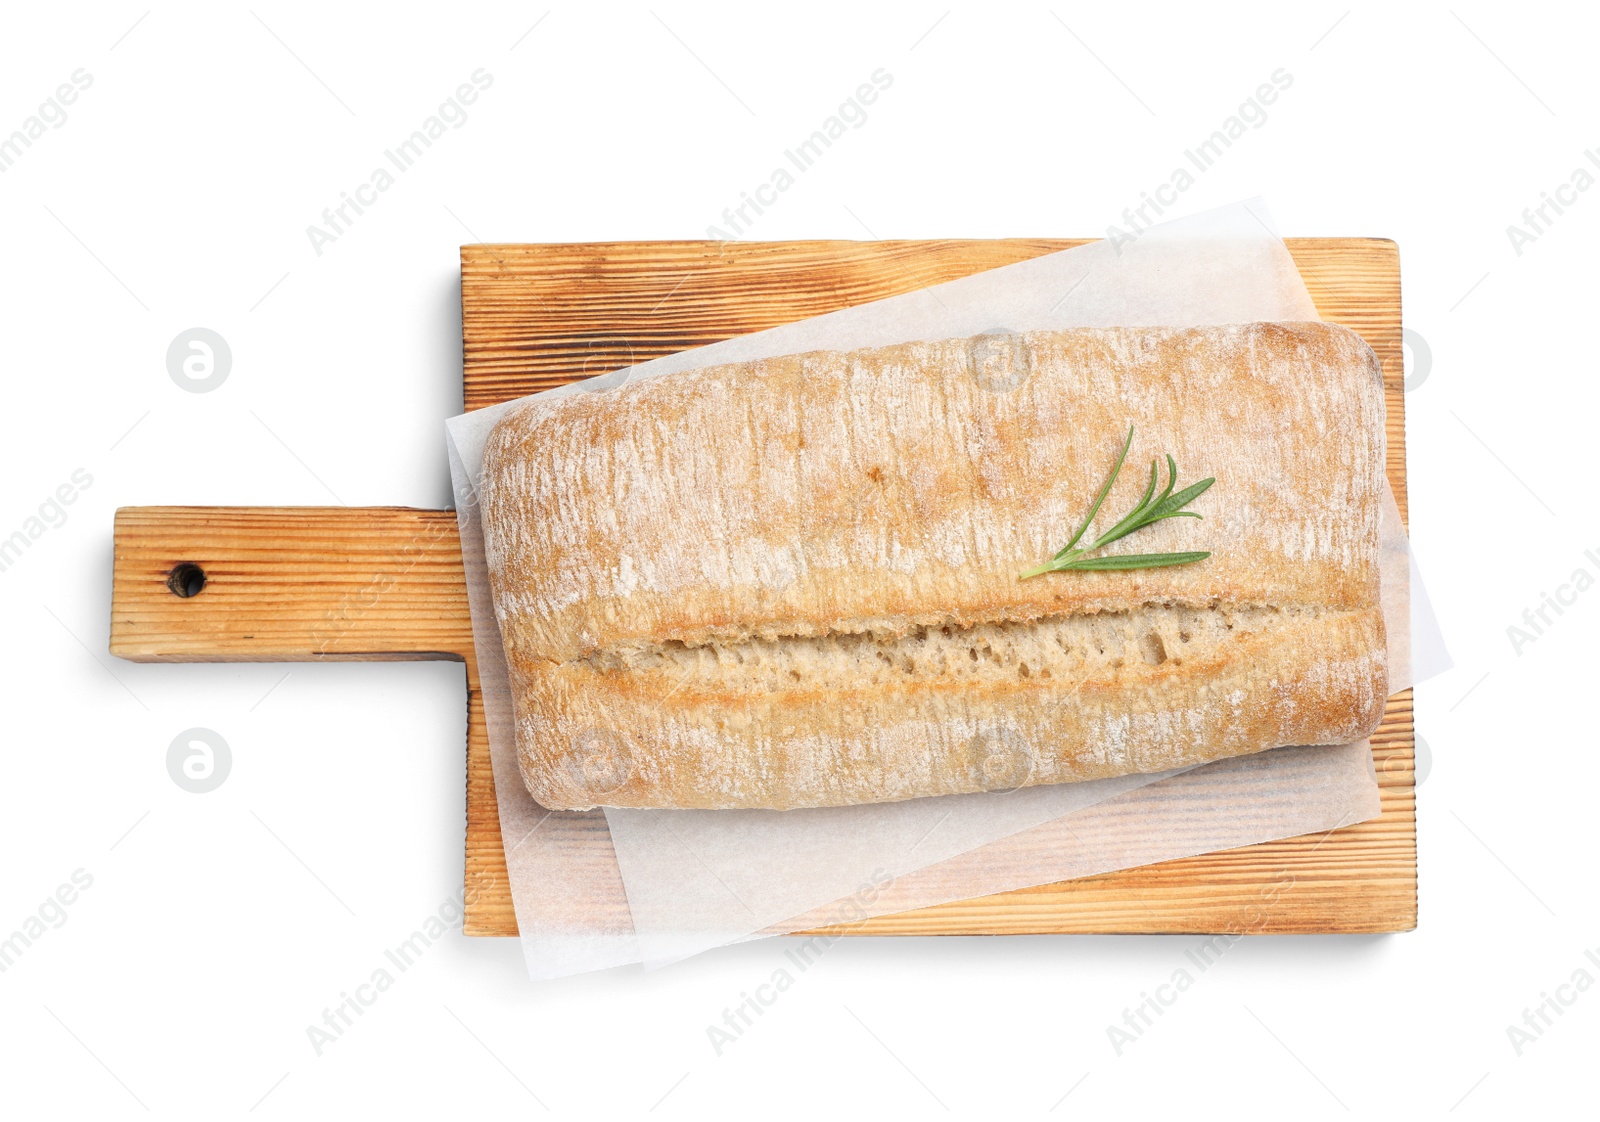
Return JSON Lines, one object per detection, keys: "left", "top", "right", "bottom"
{"left": 109, "top": 507, "right": 472, "bottom": 663}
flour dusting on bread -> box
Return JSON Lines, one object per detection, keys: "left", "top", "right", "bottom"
{"left": 481, "top": 322, "right": 1388, "bottom": 810}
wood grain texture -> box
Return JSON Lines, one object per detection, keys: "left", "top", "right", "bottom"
{"left": 108, "top": 236, "right": 1412, "bottom": 940}
{"left": 110, "top": 507, "right": 470, "bottom": 662}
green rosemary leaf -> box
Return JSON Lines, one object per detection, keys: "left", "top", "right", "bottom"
{"left": 1056, "top": 550, "right": 1211, "bottom": 571}
{"left": 1157, "top": 453, "right": 1178, "bottom": 506}
{"left": 1147, "top": 476, "right": 1215, "bottom": 518}
{"left": 1134, "top": 458, "right": 1159, "bottom": 517}
{"left": 1054, "top": 424, "right": 1134, "bottom": 559}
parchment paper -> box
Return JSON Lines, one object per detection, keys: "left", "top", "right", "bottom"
{"left": 446, "top": 198, "right": 1449, "bottom": 979}
{"left": 766, "top": 741, "right": 1382, "bottom": 935}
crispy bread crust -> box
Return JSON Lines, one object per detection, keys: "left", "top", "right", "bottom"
{"left": 482, "top": 322, "right": 1388, "bottom": 810}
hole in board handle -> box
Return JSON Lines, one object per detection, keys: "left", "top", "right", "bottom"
{"left": 168, "top": 563, "right": 207, "bottom": 598}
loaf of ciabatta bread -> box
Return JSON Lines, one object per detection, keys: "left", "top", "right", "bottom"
{"left": 480, "top": 321, "right": 1388, "bottom": 810}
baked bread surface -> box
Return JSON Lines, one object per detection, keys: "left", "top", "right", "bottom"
{"left": 481, "top": 322, "right": 1389, "bottom": 810}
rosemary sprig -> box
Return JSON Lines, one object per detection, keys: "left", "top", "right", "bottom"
{"left": 1020, "top": 425, "right": 1214, "bottom": 580}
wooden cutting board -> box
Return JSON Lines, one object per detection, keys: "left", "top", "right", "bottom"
{"left": 110, "top": 237, "right": 1415, "bottom": 937}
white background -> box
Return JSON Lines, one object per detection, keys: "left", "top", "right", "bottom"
{"left": 1, "top": 2, "right": 1593, "bottom": 1117}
